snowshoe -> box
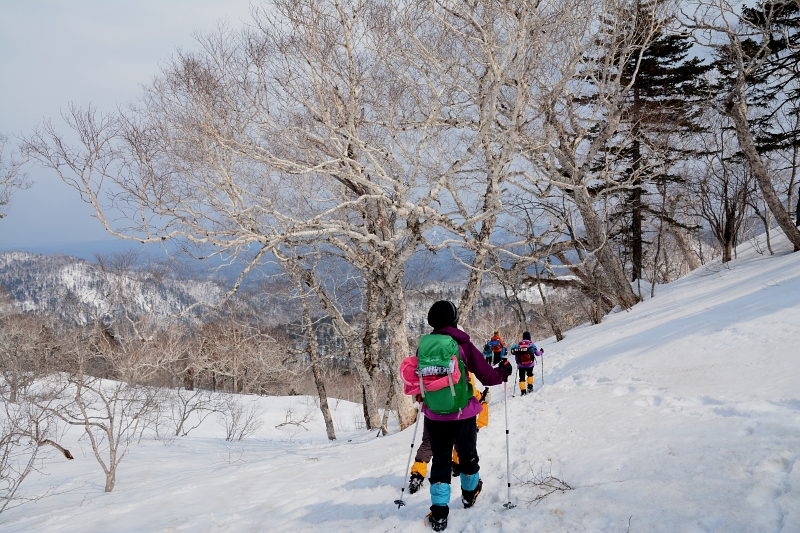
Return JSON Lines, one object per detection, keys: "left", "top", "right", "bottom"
{"left": 425, "top": 513, "right": 447, "bottom": 531}
{"left": 426, "top": 505, "right": 449, "bottom": 531}
{"left": 527, "top": 384, "right": 533, "bottom": 393}
{"left": 461, "top": 479, "right": 483, "bottom": 508}
{"left": 409, "top": 473, "right": 425, "bottom": 495}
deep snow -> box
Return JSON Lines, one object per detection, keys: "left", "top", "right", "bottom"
{"left": 2, "top": 233, "right": 799, "bottom": 532}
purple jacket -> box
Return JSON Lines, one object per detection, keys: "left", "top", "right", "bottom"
{"left": 422, "top": 326, "right": 507, "bottom": 421}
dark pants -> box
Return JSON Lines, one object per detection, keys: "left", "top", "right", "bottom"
{"left": 425, "top": 416, "right": 479, "bottom": 484}
{"left": 415, "top": 422, "right": 462, "bottom": 469}
{"left": 519, "top": 366, "right": 534, "bottom": 383}
{"left": 491, "top": 352, "right": 503, "bottom": 365}
{"left": 414, "top": 422, "right": 433, "bottom": 464}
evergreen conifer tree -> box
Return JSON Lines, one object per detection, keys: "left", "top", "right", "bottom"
{"left": 742, "top": 0, "right": 800, "bottom": 153}
{"left": 610, "top": 1, "right": 711, "bottom": 281}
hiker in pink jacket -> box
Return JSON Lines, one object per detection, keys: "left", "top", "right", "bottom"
{"left": 512, "top": 331, "right": 544, "bottom": 395}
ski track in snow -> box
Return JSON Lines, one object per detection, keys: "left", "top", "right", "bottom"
{"left": 2, "top": 234, "right": 800, "bottom": 532}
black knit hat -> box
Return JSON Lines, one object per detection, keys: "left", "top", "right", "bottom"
{"left": 427, "top": 300, "right": 459, "bottom": 329}
{"left": 522, "top": 331, "right": 531, "bottom": 341}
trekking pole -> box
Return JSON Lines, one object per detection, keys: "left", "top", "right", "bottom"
{"left": 511, "top": 368, "right": 516, "bottom": 398}
{"left": 511, "top": 358, "right": 516, "bottom": 398}
{"left": 502, "top": 381, "right": 516, "bottom": 509}
{"left": 394, "top": 404, "right": 422, "bottom": 509}
{"left": 542, "top": 353, "right": 544, "bottom": 385}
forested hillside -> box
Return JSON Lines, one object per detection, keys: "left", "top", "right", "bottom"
{"left": 0, "top": 251, "right": 222, "bottom": 323}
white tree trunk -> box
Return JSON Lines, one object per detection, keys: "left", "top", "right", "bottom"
{"left": 726, "top": 98, "right": 800, "bottom": 251}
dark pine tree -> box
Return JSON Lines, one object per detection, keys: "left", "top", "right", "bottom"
{"left": 596, "top": 1, "right": 711, "bottom": 281}
{"left": 743, "top": 0, "right": 800, "bottom": 152}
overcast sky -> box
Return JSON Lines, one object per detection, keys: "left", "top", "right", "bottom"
{"left": 0, "top": 0, "right": 253, "bottom": 257}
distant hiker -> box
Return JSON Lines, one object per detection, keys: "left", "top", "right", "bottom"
{"left": 400, "top": 300, "right": 512, "bottom": 531}
{"left": 510, "top": 331, "right": 544, "bottom": 396}
{"left": 487, "top": 331, "right": 505, "bottom": 365}
{"left": 482, "top": 342, "right": 493, "bottom": 364}
{"left": 408, "top": 376, "right": 491, "bottom": 495}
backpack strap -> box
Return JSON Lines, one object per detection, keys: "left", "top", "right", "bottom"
{"left": 447, "top": 366, "right": 456, "bottom": 396}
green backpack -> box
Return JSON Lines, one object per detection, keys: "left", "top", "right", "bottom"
{"left": 417, "top": 334, "right": 473, "bottom": 415}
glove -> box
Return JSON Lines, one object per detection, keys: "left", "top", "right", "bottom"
{"left": 479, "top": 387, "right": 491, "bottom": 404}
{"left": 497, "top": 359, "right": 512, "bottom": 382}
{"left": 415, "top": 393, "right": 423, "bottom": 404}
{"left": 540, "top": 348, "right": 544, "bottom": 355}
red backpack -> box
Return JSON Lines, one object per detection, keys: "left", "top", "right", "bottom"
{"left": 512, "top": 340, "right": 534, "bottom": 365}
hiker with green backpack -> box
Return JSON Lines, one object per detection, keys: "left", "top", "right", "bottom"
{"left": 400, "top": 300, "right": 512, "bottom": 531}
{"left": 406, "top": 375, "right": 491, "bottom": 496}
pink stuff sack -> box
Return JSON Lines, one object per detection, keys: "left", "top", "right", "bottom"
{"left": 400, "top": 355, "right": 462, "bottom": 396}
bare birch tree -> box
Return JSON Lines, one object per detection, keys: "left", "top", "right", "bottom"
{"left": 0, "top": 388, "right": 72, "bottom": 514}
{"left": 403, "top": 1, "right": 549, "bottom": 322}
{"left": 279, "top": 251, "right": 385, "bottom": 428}
{"left": 166, "top": 387, "right": 221, "bottom": 438}
{"left": 692, "top": 111, "right": 755, "bottom": 262}
{"left": 293, "top": 276, "right": 336, "bottom": 440}
{"left": 0, "top": 134, "right": 30, "bottom": 220}
{"left": 43, "top": 330, "right": 163, "bottom": 493}
{"left": 0, "top": 308, "right": 71, "bottom": 513}
{"left": 0, "top": 310, "right": 57, "bottom": 404}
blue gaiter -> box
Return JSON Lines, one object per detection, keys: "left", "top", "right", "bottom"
{"left": 430, "top": 482, "right": 451, "bottom": 506}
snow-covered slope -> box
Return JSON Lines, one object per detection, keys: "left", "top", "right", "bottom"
{"left": 3, "top": 233, "right": 799, "bottom": 532}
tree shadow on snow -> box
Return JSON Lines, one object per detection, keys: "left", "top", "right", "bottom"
{"left": 297, "top": 497, "right": 426, "bottom": 525}
{"left": 340, "top": 474, "right": 400, "bottom": 490}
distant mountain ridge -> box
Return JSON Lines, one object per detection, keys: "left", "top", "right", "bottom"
{"left": 0, "top": 250, "right": 550, "bottom": 333}
{"left": 0, "top": 251, "right": 223, "bottom": 324}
